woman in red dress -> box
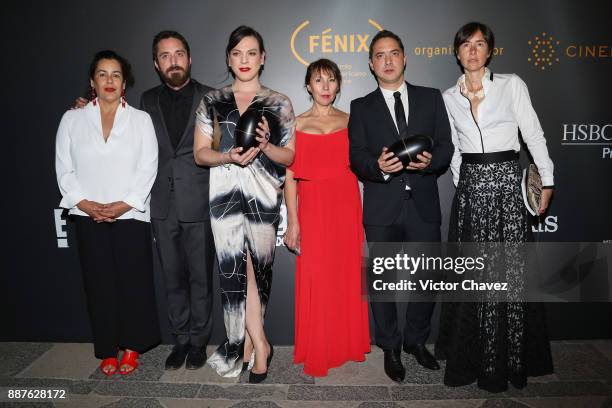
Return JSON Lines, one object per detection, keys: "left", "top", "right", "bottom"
{"left": 284, "top": 59, "right": 370, "bottom": 377}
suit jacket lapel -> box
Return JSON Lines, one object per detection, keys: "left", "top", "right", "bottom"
{"left": 154, "top": 87, "right": 173, "bottom": 153}
{"left": 373, "top": 88, "right": 400, "bottom": 142}
{"left": 405, "top": 81, "right": 418, "bottom": 136}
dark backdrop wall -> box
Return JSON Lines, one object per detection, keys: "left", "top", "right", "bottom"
{"left": 2, "top": 0, "right": 611, "bottom": 344}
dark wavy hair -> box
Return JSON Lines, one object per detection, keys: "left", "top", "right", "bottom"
{"left": 304, "top": 58, "right": 342, "bottom": 96}
{"left": 226, "top": 25, "right": 266, "bottom": 78}
{"left": 87, "top": 50, "right": 135, "bottom": 99}
{"left": 453, "top": 22, "right": 495, "bottom": 69}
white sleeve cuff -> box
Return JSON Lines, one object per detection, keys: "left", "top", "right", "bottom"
{"left": 60, "top": 191, "right": 85, "bottom": 209}
{"left": 540, "top": 176, "right": 554, "bottom": 187}
{"left": 123, "top": 192, "right": 145, "bottom": 212}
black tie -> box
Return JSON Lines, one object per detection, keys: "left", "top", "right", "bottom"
{"left": 393, "top": 91, "right": 408, "bottom": 138}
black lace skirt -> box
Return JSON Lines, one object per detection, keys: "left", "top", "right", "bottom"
{"left": 435, "top": 151, "right": 554, "bottom": 393}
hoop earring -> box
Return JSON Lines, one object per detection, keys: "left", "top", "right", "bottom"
{"left": 91, "top": 87, "right": 97, "bottom": 106}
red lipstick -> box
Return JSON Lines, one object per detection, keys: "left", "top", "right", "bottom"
{"left": 239, "top": 67, "right": 251, "bottom": 72}
{"left": 104, "top": 87, "right": 116, "bottom": 92}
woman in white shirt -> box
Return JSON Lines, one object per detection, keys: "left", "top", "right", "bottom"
{"left": 434, "top": 23, "right": 555, "bottom": 392}
{"left": 55, "top": 50, "right": 160, "bottom": 377}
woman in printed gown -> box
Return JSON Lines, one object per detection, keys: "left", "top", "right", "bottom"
{"left": 284, "top": 58, "right": 370, "bottom": 377}
{"left": 194, "top": 26, "right": 295, "bottom": 382}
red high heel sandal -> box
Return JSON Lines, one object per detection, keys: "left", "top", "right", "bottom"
{"left": 119, "top": 350, "right": 139, "bottom": 375}
{"left": 100, "top": 357, "right": 118, "bottom": 377}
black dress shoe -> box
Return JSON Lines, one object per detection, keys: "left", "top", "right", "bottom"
{"left": 249, "top": 345, "right": 274, "bottom": 384}
{"left": 383, "top": 349, "right": 405, "bottom": 383}
{"left": 185, "top": 346, "right": 207, "bottom": 370}
{"left": 165, "top": 344, "right": 190, "bottom": 370}
{"left": 403, "top": 344, "right": 440, "bottom": 370}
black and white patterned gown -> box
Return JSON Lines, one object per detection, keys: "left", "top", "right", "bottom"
{"left": 195, "top": 86, "right": 295, "bottom": 377}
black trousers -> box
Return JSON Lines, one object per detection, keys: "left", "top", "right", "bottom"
{"left": 151, "top": 194, "right": 215, "bottom": 347}
{"left": 74, "top": 216, "right": 161, "bottom": 359}
{"left": 364, "top": 197, "right": 440, "bottom": 351}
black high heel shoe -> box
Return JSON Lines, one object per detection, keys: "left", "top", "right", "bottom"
{"left": 248, "top": 344, "right": 274, "bottom": 384}
{"left": 242, "top": 348, "right": 254, "bottom": 373}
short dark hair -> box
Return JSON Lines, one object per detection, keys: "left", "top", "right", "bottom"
{"left": 152, "top": 30, "right": 191, "bottom": 61}
{"left": 88, "top": 50, "right": 135, "bottom": 88}
{"left": 453, "top": 22, "right": 495, "bottom": 66}
{"left": 368, "top": 30, "right": 404, "bottom": 60}
{"left": 226, "top": 25, "right": 266, "bottom": 77}
{"left": 304, "top": 58, "right": 342, "bottom": 95}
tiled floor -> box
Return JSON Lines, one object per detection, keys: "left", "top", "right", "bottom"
{"left": 0, "top": 341, "right": 610, "bottom": 407}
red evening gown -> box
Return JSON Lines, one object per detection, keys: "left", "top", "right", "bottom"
{"left": 289, "top": 128, "right": 371, "bottom": 377}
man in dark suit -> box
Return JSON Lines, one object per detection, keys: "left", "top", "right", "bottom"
{"left": 348, "top": 30, "right": 452, "bottom": 382}
{"left": 140, "top": 31, "right": 215, "bottom": 370}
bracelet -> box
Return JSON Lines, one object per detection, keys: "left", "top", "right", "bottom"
{"left": 221, "top": 152, "right": 231, "bottom": 169}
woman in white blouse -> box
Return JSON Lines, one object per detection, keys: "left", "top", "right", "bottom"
{"left": 55, "top": 50, "right": 160, "bottom": 376}
{"left": 434, "top": 23, "right": 555, "bottom": 392}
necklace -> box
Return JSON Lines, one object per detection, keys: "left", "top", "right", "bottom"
{"left": 461, "top": 79, "right": 485, "bottom": 100}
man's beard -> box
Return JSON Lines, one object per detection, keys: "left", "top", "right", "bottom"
{"left": 162, "top": 66, "right": 190, "bottom": 87}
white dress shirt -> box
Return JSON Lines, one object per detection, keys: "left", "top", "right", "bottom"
{"left": 55, "top": 100, "right": 158, "bottom": 222}
{"left": 443, "top": 68, "right": 554, "bottom": 187}
{"left": 380, "top": 83, "right": 410, "bottom": 187}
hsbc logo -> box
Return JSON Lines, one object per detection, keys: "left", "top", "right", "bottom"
{"left": 563, "top": 124, "right": 612, "bottom": 141}
{"left": 562, "top": 124, "right": 612, "bottom": 159}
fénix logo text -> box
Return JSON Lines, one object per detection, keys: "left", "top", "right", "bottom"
{"left": 290, "top": 19, "right": 383, "bottom": 66}
{"left": 290, "top": 19, "right": 383, "bottom": 85}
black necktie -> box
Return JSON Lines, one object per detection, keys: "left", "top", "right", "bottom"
{"left": 393, "top": 91, "right": 408, "bottom": 138}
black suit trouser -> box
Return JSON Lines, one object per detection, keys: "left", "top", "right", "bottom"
{"left": 151, "top": 193, "right": 215, "bottom": 347}
{"left": 74, "top": 216, "right": 160, "bottom": 359}
{"left": 364, "top": 197, "right": 440, "bottom": 351}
